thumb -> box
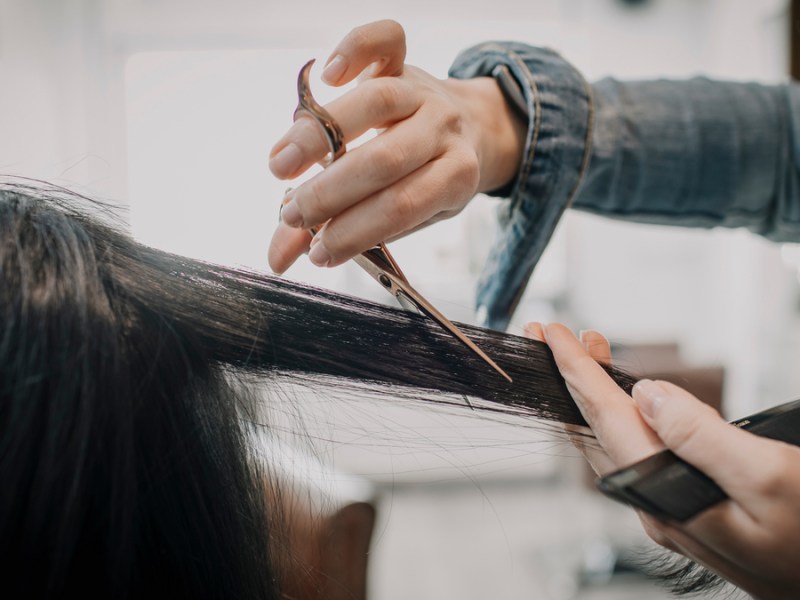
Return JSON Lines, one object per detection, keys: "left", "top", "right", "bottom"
{"left": 632, "top": 379, "right": 771, "bottom": 495}
{"left": 322, "top": 20, "right": 406, "bottom": 86}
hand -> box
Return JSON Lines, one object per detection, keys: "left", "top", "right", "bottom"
{"left": 524, "top": 322, "right": 800, "bottom": 600}
{"left": 268, "top": 20, "right": 526, "bottom": 273}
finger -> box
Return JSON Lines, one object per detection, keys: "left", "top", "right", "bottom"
{"left": 524, "top": 323, "right": 613, "bottom": 472}
{"left": 579, "top": 329, "right": 612, "bottom": 364}
{"left": 560, "top": 329, "right": 615, "bottom": 472}
{"left": 638, "top": 513, "right": 684, "bottom": 554}
{"left": 268, "top": 223, "right": 312, "bottom": 274}
{"left": 565, "top": 424, "right": 617, "bottom": 475}
{"left": 634, "top": 380, "right": 800, "bottom": 577}
{"left": 653, "top": 520, "right": 775, "bottom": 597}
{"left": 543, "top": 323, "right": 664, "bottom": 471}
{"left": 307, "top": 153, "right": 476, "bottom": 267}
{"left": 631, "top": 379, "right": 788, "bottom": 503}
{"left": 523, "top": 322, "right": 545, "bottom": 341}
{"left": 269, "top": 77, "right": 421, "bottom": 180}
{"left": 383, "top": 207, "right": 461, "bottom": 242}
{"left": 280, "top": 114, "right": 442, "bottom": 230}
{"left": 321, "top": 20, "right": 406, "bottom": 86}
{"left": 678, "top": 499, "right": 767, "bottom": 570}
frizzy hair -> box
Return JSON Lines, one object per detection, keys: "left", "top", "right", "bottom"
{"left": 0, "top": 181, "right": 720, "bottom": 597}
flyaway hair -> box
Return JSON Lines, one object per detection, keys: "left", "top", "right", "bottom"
{"left": 0, "top": 181, "right": 722, "bottom": 597}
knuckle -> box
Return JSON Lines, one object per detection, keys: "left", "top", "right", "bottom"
{"left": 388, "top": 185, "right": 417, "bottom": 226}
{"left": 321, "top": 221, "right": 357, "bottom": 260}
{"left": 368, "top": 139, "right": 407, "bottom": 175}
{"left": 300, "top": 178, "right": 327, "bottom": 223}
{"left": 366, "top": 80, "right": 403, "bottom": 121}
{"left": 320, "top": 221, "right": 346, "bottom": 255}
{"left": 438, "top": 104, "right": 465, "bottom": 136}
{"left": 659, "top": 414, "right": 703, "bottom": 453}
{"left": 346, "top": 24, "right": 372, "bottom": 50}
{"left": 383, "top": 19, "right": 405, "bottom": 42}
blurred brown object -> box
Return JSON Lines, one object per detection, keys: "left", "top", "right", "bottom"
{"left": 279, "top": 499, "right": 376, "bottom": 600}
{"left": 265, "top": 440, "right": 377, "bottom": 600}
{"left": 612, "top": 342, "right": 724, "bottom": 413}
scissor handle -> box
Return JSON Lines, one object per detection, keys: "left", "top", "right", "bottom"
{"left": 294, "top": 59, "right": 346, "bottom": 165}
{"left": 289, "top": 59, "right": 511, "bottom": 386}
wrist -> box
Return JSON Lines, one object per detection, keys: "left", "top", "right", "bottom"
{"left": 448, "top": 76, "right": 527, "bottom": 194}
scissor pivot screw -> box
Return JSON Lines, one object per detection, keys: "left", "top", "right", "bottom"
{"left": 379, "top": 274, "right": 392, "bottom": 288}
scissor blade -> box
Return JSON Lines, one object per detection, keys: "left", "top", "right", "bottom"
{"left": 291, "top": 59, "right": 506, "bottom": 394}
{"left": 382, "top": 271, "right": 513, "bottom": 383}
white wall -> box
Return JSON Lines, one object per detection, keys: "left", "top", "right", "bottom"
{"left": 1, "top": 0, "right": 795, "bottom": 479}
{"left": 1, "top": 0, "right": 795, "bottom": 483}
{"left": 0, "top": 3, "right": 793, "bottom": 597}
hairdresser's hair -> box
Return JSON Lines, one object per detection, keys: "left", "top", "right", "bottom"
{"left": 0, "top": 181, "right": 720, "bottom": 597}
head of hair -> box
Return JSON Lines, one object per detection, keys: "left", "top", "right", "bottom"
{"left": 0, "top": 180, "right": 721, "bottom": 597}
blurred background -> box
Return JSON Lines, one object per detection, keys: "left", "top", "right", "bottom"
{"left": 1, "top": 0, "right": 796, "bottom": 598}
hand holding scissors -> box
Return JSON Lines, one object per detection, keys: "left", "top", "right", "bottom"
{"left": 279, "top": 57, "right": 511, "bottom": 385}
{"left": 268, "top": 20, "right": 526, "bottom": 274}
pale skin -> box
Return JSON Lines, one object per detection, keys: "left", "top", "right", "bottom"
{"left": 524, "top": 322, "right": 800, "bottom": 600}
{"left": 269, "top": 21, "right": 800, "bottom": 599}
{"left": 268, "top": 19, "right": 525, "bottom": 273}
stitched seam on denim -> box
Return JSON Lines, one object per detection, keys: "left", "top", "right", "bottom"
{"left": 566, "top": 66, "right": 595, "bottom": 210}
{"left": 503, "top": 55, "right": 593, "bottom": 321}
{"left": 506, "top": 52, "right": 540, "bottom": 213}
{"left": 471, "top": 44, "right": 540, "bottom": 214}
{"left": 575, "top": 205, "right": 784, "bottom": 220}
{"left": 467, "top": 44, "right": 541, "bottom": 268}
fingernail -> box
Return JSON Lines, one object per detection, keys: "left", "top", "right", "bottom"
{"left": 308, "top": 242, "right": 331, "bottom": 267}
{"left": 281, "top": 200, "right": 303, "bottom": 228}
{"left": 322, "top": 55, "right": 347, "bottom": 84}
{"left": 269, "top": 143, "right": 303, "bottom": 178}
{"left": 632, "top": 379, "right": 665, "bottom": 418}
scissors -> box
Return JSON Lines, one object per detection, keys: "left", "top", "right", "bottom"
{"left": 288, "top": 59, "right": 512, "bottom": 386}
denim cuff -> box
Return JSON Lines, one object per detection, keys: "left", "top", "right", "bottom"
{"left": 449, "top": 43, "right": 594, "bottom": 330}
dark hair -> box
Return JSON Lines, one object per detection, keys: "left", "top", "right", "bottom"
{"left": 0, "top": 181, "right": 715, "bottom": 597}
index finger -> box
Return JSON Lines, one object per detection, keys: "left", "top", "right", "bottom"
{"left": 321, "top": 20, "right": 406, "bottom": 86}
{"left": 543, "top": 323, "right": 664, "bottom": 471}
{"left": 269, "top": 77, "right": 419, "bottom": 180}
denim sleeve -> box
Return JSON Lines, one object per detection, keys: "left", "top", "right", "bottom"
{"left": 450, "top": 43, "right": 800, "bottom": 330}
{"left": 450, "top": 43, "right": 595, "bottom": 330}
{"left": 578, "top": 78, "right": 800, "bottom": 237}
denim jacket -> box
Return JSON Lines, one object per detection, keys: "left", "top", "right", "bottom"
{"left": 450, "top": 43, "right": 800, "bottom": 331}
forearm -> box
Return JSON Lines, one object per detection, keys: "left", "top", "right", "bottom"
{"left": 450, "top": 42, "right": 800, "bottom": 329}
{"left": 450, "top": 42, "right": 594, "bottom": 330}
{"left": 577, "top": 77, "right": 800, "bottom": 240}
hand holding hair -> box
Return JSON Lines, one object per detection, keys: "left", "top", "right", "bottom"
{"left": 268, "top": 20, "right": 527, "bottom": 273}
{"left": 529, "top": 322, "right": 800, "bottom": 600}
